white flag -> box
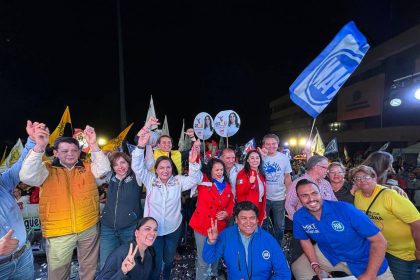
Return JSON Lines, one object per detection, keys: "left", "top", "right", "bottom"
{"left": 178, "top": 119, "right": 186, "bottom": 151}
{"left": 146, "top": 95, "right": 158, "bottom": 130}
{"left": 162, "top": 115, "right": 170, "bottom": 136}
{"left": 0, "top": 139, "right": 23, "bottom": 173}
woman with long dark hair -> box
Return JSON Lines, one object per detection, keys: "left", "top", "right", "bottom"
{"left": 97, "top": 217, "right": 158, "bottom": 279}
{"left": 236, "top": 149, "right": 267, "bottom": 224}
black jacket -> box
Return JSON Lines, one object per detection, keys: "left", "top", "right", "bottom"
{"left": 101, "top": 172, "right": 142, "bottom": 229}
{"left": 96, "top": 243, "right": 154, "bottom": 280}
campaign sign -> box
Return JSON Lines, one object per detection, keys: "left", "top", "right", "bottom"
{"left": 193, "top": 112, "right": 214, "bottom": 140}
{"left": 214, "top": 110, "right": 241, "bottom": 137}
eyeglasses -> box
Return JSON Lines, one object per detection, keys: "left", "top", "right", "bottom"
{"left": 353, "top": 176, "right": 372, "bottom": 183}
{"left": 316, "top": 165, "right": 328, "bottom": 170}
{"left": 328, "top": 171, "right": 345, "bottom": 175}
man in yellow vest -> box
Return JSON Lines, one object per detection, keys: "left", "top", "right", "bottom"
{"left": 19, "top": 124, "right": 111, "bottom": 280}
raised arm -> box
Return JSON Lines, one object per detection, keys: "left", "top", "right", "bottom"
{"left": 84, "top": 125, "right": 111, "bottom": 178}
{"left": 19, "top": 122, "right": 50, "bottom": 187}
{"left": 179, "top": 142, "right": 202, "bottom": 191}
{"left": 1, "top": 121, "right": 38, "bottom": 192}
{"left": 131, "top": 129, "right": 155, "bottom": 188}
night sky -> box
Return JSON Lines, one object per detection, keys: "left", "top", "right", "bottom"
{"left": 1, "top": 0, "right": 419, "bottom": 149}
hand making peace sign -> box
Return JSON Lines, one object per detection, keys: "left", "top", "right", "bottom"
{"left": 121, "top": 243, "right": 139, "bottom": 275}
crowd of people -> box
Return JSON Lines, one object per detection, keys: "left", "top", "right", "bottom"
{"left": 1, "top": 118, "right": 420, "bottom": 280}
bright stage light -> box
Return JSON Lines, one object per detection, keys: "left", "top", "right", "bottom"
{"left": 414, "top": 88, "right": 420, "bottom": 100}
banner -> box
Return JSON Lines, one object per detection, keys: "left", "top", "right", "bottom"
{"left": 0, "top": 139, "right": 23, "bottom": 172}
{"left": 49, "top": 106, "right": 72, "bottom": 145}
{"left": 289, "top": 21, "right": 370, "bottom": 118}
{"left": 101, "top": 123, "right": 134, "bottom": 152}
{"left": 324, "top": 137, "right": 338, "bottom": 155}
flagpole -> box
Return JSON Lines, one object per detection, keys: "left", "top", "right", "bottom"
{"left": 308, "top": 118, "right": 316, "bottom": 143}
{"left": 226, "top": 137, "right": 229, "bottom": 149}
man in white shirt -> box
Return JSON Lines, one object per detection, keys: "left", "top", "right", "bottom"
{"left": 258, "top": 134, "right": 292, "bottom": 245}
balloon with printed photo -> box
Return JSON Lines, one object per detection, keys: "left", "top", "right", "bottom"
{"left": 214, "top": 110, "right": 241, "bottom": 137}
{"left": 193, "top": 112, "right": 214, "bottom": 140}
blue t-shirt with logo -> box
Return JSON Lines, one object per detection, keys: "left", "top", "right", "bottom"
{"left": 293, "top": 200, "right": 388, "bottom": 277}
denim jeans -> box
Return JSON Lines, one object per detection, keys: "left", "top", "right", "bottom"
{"left": 386, "top": 252, "right": 419, "bottom": 280}
{"left": 151, "top": 225, "right": 182, "bottom": 280}
{"left": 100, "top": 223, "right": 136, "bottom": 269}
{"left": 194, "top": 231, "right": 219, "bottom": 280}
{"left": 263, "top": 199, "right": 285, "bottom": 245}
{"left": 0, "top": 246, "right": 34, "bottom": 280}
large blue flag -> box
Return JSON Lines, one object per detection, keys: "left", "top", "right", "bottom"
{"left": 289, "top": 21, "right": 370, "bottom": 118}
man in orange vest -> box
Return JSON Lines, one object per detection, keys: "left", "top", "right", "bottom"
{"left": 19, "top": 124, "right": 111, "bottom": 280}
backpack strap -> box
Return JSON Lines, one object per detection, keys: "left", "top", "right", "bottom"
{"left": 365, "top": 188, "right": 387, "bottom": 214}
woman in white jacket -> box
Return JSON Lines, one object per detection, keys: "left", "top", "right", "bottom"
{"left": 131, "top": 127, "right": 201, "bottom": 280}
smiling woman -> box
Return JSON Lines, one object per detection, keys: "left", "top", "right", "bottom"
{"left": 99, "top": 152, "right": 143, "bottom": 269}
{"left": 97, "top": 217, "right": 158, "bottom": 280}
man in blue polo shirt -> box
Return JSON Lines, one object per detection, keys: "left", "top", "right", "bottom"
{"left": 292, "top": 179, "right": 394, "bottom": 280}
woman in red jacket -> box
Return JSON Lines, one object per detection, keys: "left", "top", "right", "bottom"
{"left": 236, "top": 149, "right": 267, "bottom": 225}
{"left": 189, "top": 158, "right": 234, "bottom": 280}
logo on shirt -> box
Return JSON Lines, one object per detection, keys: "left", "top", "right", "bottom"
{"left": 262, "top": 250, "right": 270, "bottom": 260}
{"left": 263, "top": 162, "right": 282, "bottom": 183}
{"left": 331, "top": 221, "right": 345, "bottom": 232}
{"left": 302, "top": 223, "right": 320, "bottom": 234}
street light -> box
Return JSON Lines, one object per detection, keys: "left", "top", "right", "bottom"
{"left": 289, "top": 138, "right": 297, "bottom": 147}
{"left": 98, "top": 137, "right": 107, "bottom": 146}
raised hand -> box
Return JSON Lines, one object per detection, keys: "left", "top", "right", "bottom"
{"left": 0, "top": 230, "right": 19, "bottom": 256}
{"left": 257, "top": 147, "right": 268, "bottom": 157}
{"left": 84, "top": 125, "right": 97, "bottom": 146}
{"left": 192, "top": 139, "right": 201, "bottom": 153}
{"left": 26, "top": 120, "right": 40, "bottom": 140}
{"left": 144, "top": 117, "right": 160, "bottom": 130}
{"left": 121, "top": 243, "right": 139, "bottom": 275}
{"left": 137, "top": 128, "right": 151, "bottom": 147}
{"left": 188, "top": 146, "right": 199, "bottom": 163}
{"left": 33, "top": 123, "right": 50, "bottom": 152}
{"left": 207, "top": 218, "right": 218, "bottom": 244}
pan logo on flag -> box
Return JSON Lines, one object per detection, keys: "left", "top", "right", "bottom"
{"left": 290, "top": 21, "right": 370, "bottom": 118}
{"left": 304, "top": 36, "right": 366, "bottom": 106}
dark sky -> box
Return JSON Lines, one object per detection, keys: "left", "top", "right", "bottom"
{"left": 1, "top": 0, "right": 419, "bottom": 148}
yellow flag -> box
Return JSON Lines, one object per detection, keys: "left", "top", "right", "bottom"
{"left": 0, "top": 139, "right": 23, "bottom": 172}
{"left": 49, "top": 106, "right": 72, "bottom": 145}
{"left": 101, "top": 123, "right": 134, "bottom": 152}
{"left": 311, "top": 131, "right": 325, "bottom": 156}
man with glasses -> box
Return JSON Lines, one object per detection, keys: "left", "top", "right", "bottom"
{"left": 19, "top": 126, "right": 111, "bottom": 280}
{"left": 286, "top": 155, "right": 337, "bottom": 220}
{"left": 292, "top": 179, "right": 394, "bottom": 280}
